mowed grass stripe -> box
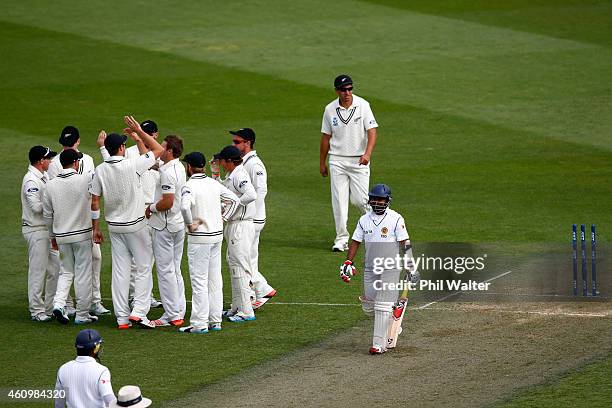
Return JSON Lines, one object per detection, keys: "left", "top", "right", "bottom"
{"left": 2, "top": 1, "right": 611, "bottom": 150}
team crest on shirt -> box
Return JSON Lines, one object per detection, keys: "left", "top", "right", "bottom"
{"left": 332, "top": 117, "right": 338, "bottom": 126}
{"left": 381, "top": 227, "right": 388, "bottom": 238}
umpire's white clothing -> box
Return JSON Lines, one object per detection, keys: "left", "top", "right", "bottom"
{"left": 21, "top": 165, "right": 59, "bottom": 317}
{"left": 89, "top": 152, "right": 156, "bottom": 325}
{"left": 242, "top": 151, "right": 274, "bottom": 298}
{"left": 43, "top": 168, "right": 94, "bottom": 320}
{"left": 149, "top": 158, "right": 186, "bottom": 321}
{"left": 182, "top": 173, "right": 239, "bottom": 328}
{"left": 321, "top": 94, "right": 378, "bottom": 247}
{"left": 222, "top": 164, "right": 257, "bottom": 317}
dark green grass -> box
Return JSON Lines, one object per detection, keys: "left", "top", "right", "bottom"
{"left": 0, "top": 1, "right": 611, "bottom": 406}
{"left": 496, "top": 354, "right": 612, "bottom": 408}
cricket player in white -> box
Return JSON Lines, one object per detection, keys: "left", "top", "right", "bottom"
{"left": 146, "top": 135, "right": 187, "bottom": 327}
{"left": 340, "top": 184, "right": 411, "bottom": 354}
{"left": 320, "top": 74, "right": 378, "bottom": 252}
{"left": 179, "top": 152, "right": 239, "bottom": 333}
{"left": 44, "top": 149, "right": 98, "bottom": 325}
{"left": 49, "top": 125, "right": 108, "bottom": 316}
{"left": 55, "top": 329, "right": 116, "bottom": 408}
{"left": 214, "top": 145, "right": 257, "bottom": 321}
{"left": 21, "top": 146, "right": 59, "bottom": 321}
{"left": 90, "top": 116, "right": 163, "bottom": 329}
{"left": 229, "top": 128, "right": 276, "bottom": 308}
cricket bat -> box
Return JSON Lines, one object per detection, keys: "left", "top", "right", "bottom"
{"left": 387, "top": 279, "right": 409, "bottom": 349}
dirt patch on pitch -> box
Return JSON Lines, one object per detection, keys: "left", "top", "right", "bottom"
{"left": 163, "top": 301, "right": 612, "bottom": 408}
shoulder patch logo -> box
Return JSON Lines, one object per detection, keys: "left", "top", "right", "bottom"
{"left": 27, "top": 187, "right": 39, "bottom": 193}
{"left": 239, "top": 180, "right": 248, "bottom": 188}
{"left": 256, "top": 171, "right": 264, "bottom": 176}
{"left": 162, "top": 185, "right": 171, "bottom": 191}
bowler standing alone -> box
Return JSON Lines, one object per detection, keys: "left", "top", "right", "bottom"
{"left": 320, "top": 75, "right": 378, "bottom": 252}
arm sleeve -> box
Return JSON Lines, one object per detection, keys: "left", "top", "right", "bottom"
{"left": 54, "top": 373, "right": 66, "bottom": 408}
{"left": 234, "top": 176, "right": 256, "bottom": 206}
{"left": 99, "top": 147, "right": 111, "bottom": 161}
{"left": 135, "top": 152, "right": 156, "bottom": 176}
{"left": 352, "top": 220, "right": 365, "bottom": 242}
{"left": 219, "top": 184, "right": 240, "bottom": 220}
{"left": 395, "top": 216, "right": 409, "bottom": 242}
{"left": 159, "top": 167, "right": 176, "bottom": 195}
{"left": 251, "top": 164, "right": 268, "bottom": 199}
{"left": 47, "top": 161, "right": 60, "bottom": 180}
{"left": 42, "top": 189, "right": 53, "bottom": 221}
{"left": 98, "top": 369, "right": 115, "bottom": 402}
{"left": 363, "top": 102, "right": 378, "bottom": 131}
{"left": 180, "top": 186, "right": 194, "bottom": 225}
{"left": 24, "top": 181, "right": 43, "bottom": 214}
{"left": 89, "top": 170, "right": 102, "bottom": 196}
{"left": 321, "top": 108, "right": 332, "bottom": 134}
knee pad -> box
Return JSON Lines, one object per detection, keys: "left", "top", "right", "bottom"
{"left": 374, "top": 301, "right": 394, "bottom": 313}
{"left": 359, "top": 295, "right": 374, "bottom": 317}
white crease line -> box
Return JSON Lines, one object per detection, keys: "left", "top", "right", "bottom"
{"left": 101, "top": 298, "right": 359, "bottom": 307}
{"left": 418, "top": 270, "right": 513, "bottom": 310}
{"left": 419, "top": 307, "right": 609, "bottom": 318}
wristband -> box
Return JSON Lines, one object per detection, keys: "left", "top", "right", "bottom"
{"left": 149, "top": 203, "right": 159, "bottom": 213}
{"left": 91, "top": 210, "right": 100, "bottom": 220}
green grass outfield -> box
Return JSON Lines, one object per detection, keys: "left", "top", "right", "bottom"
{"left": 0, "top": 0, "right": 610, "bottom": 406}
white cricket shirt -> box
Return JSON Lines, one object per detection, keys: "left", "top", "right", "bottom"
{"left": 221, "top": 164, "right": 256, "bottom": 222}
{"left": 149, "top": 158, "right": 186, "bottom": 233}
{"left": 21, "top": 165, "right": 48, "bottom": 234}
{"left": 89, "top": 153, "right": 155, "bottom": 233}
{"left": 321, "top": 94, "right": 378, "bottom": 160}
{"left": 242, "top": 151, "right": 268, "bottom": 225}
{"left": 55, "top": 356, "right": 114, "bottom": 408}
{"left": 181, "top": 173, "right": 239, "bottom": 244}
{"left": 43, "top": 169, "right": 93, "bottom": 244}
{"left": 48, "top": 151, "right": 95, "bottom": 180}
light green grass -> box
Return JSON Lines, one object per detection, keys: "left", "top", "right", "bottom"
{"left": 0, "top": 1, "right": 610, "bottom": 406}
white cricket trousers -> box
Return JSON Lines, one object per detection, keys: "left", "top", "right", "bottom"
{"left": 91, "top": 243, "right": 102, "bottom": 306}
{"left": 250, "top": 222, "right": 274, "bottom": 299}
{"left": 329, "top": 160, "right": 369, "bottom": 246}
{"left": 23, "top": 230, "right": 59, "bottom": 317}
{"left": 129, "top": 225, "right": 155, "bottom": 302}
{"left": 54, "top": 240, "right": 93, "bottom": 320}
{"left": 187, "top": 241, "right": 222, "bottom": 328}
{"left": 152, "top": 228, "right": 186, "bottom": 321}
{"left": 109, "top": 228, "right": 153, "bottom": 325}
{"left": 225, "top": 220, "right": 255, "bottom": 317}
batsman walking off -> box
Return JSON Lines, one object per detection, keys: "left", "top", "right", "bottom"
{"left": 340, "top": 184, "right": 415, "bottom": 354}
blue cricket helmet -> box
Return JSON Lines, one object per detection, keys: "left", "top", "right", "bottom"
{"left": 75, "top": 329, "right": 103, "bottom": 350}
{"left": 368, "top": 184, "right": 392, "bottom": 214}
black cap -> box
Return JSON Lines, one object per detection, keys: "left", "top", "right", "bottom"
{"left": 140, "top": 120, "right": 158, "bottom": 136}
{"left": 229, "top": 128, "right": 256, "bottom": 142}
{"left": 59, "top": 126, "right": 80, "bottom": 147}
{"left": 29, "top": 146, "right": 57, "bottom": 164}
{"left": 334, "top": 74, "right": 353, "bottom": 89}
{"left": 104, "top": 133, "right": 128, "bottom": 152}
{"left": 60, "top": 149, "right": 83, "bottom": 167}
{"left": 182, "top": 152, "right": 206, "bottom": 168}
{"left": 213, "top": 145, "right": 241, "bottom": 161}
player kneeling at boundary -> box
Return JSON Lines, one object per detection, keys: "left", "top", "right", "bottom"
{"left": 340, "top": 184, "right": 416, "bottom": 354}
{"left": 179, "top": 152, "right": 239, "bottom": 333}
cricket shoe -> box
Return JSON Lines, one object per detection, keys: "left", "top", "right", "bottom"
{"left": 252, "top": 288, "right": 277, "bottom": 310}
{"left": 90, "top": 303, "right": 111, "bottom": 316}
{"left": 151, "top": 318, "right": 184, "bottom": 327}
{"left": 53, "top": 307, "right": 70, "bottom": 325}
{"left": 150, "top": 298, "right": 163, "bottom": 308}
{"left": 31, "top": 313, "right": 52, "bottom": 322}
{"left": 222, "top": 308, "right": 237, "bottom": 318}
{"left": 369, "top": 345, "right": 386, "bottom": 355}
{"left": 65, "top": 305, "right": 77, "bottom": 317}
{"left": 74, "top": 315, "right": 99, "bottom": 325}
{"left": 227, "top": 313, "right": 256, "bottom": 323}
{"left": 117, "top": 323, "right": 132, "bottom": 330}
{"left": 332, "top": 242, "right": 349, "bottom": 252}
{"left": 128, "top": 316, "right": 156, "bottom": 329}
{"left": 209, "top": 323, "right": 222, "bottom": 331}
{"left": 179, "top": 326, "right": 208, "bottom": 334}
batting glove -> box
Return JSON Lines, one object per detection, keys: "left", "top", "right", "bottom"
{"left": 340, "top": 260, "right": 357, "bottom": 283}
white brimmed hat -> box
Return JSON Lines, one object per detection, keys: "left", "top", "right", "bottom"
{"left": 110, "top": 385, "right": 152, "bottom": 408}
